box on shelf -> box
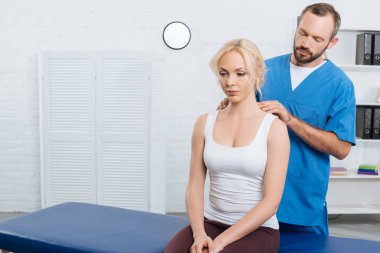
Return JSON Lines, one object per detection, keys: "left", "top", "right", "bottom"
{"left": 330, "top": 167, "right": 348, "bottom": 176}
{"left": 357, "top": 164, "right": 379, "bottom": 175}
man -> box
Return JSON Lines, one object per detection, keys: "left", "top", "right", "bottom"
{"left": 220, "top": 3, "right": 356, "bottom": 236}
{"left": 258, "top": 3, "right": 355, "bottom": 236}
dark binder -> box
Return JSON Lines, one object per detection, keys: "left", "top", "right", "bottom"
{"left": 373, "top": 34, "right": 380, "bottom": 65}
{"left": 356, "top": 33, "right": 373, "bottom": 65}
{"left": 372, "top": 107, "right": 380, "bottom": 139}
{"left": 356, "top": 106, "right": 372, "bottom": 139}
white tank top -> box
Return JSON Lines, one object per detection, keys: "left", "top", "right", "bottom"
{"left": 203, "top": 111, "right": 278, "bottom": 229}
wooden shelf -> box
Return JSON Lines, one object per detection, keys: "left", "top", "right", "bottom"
{"left": 328, "top": 204, "right": 380, "bottom": 214}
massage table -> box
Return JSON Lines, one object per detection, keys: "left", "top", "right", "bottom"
{"left": 0, "top": 202, "right": 379, "bottom": 252}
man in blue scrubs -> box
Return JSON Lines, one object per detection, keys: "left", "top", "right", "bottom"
{"left": 258, "top": 3, "right": 356, "bottom": 235}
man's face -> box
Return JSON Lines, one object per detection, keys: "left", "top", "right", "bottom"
{"left": 293, "top": 11, "right": 336, "bottom": 65}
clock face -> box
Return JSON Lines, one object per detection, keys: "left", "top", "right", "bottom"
{"left": 163, "top": 21, "right": 191, "bottom": 50}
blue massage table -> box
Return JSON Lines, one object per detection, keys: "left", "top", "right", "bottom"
{"left": 0, "top": 202, "right": 379, "bottom": 253}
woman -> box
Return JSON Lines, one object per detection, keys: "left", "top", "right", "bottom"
{"left": 164, "top": 39, "right": 290, "bottom": 253}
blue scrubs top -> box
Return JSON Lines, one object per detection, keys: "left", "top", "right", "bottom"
{"left": 261, "top": 54, "right": 356, "bottom": 226}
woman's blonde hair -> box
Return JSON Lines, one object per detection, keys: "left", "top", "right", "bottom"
{"left": 210, "top": 39, "right": 266, "bottom": 94}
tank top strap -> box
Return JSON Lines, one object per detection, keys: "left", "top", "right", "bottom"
{"left": 204, "top": 111, "right": 276, "bottom": 143}
{"left": 260, "top": 113, "right": 278, "bottom": 140}
{"left": 204, "top": 111, "right": 218, "bottom": 140}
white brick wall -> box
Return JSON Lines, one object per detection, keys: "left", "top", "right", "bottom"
{"left": 0, "top": 0, "right": 379, "bottom": 212}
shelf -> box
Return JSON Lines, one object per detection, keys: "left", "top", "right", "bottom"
{"left": 328, "top": 204, "right": 380, "bottom": 214}
{"left": 330, "top": 172, "right": 380, "bottom": 179}
{"left": 356, "top": 103, "right": 380, "bottom": 107}
{"left": 327, "top": 27, "right": 380, "bottom": 216}
{"left": 356, "top": 137, "right": 380, "bottom": 143}
{"left": 338, "top": 64, "right": 380, "bottom": 72}
{"left": 340, "top": 28, "right": 380, "bottom": 33}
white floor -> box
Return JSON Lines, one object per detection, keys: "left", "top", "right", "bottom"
{"left": 0, "top": 212, "right": 379, "bottom": 242}
{"left": 0, "top": 213, "right": 24, "bottom": 222}
{"left": 328, "top": 214, "right": 380, "bottom": 242}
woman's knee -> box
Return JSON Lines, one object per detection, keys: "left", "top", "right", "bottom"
{"left": 164, "top": 225, "right": 194, "bottom": 253}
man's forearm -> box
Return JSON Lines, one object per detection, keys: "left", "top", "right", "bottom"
{"left": 286, "top": 116, "right": 351, "bottom": 160}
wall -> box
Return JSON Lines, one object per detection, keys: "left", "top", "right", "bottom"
{"left": 0, "top": 0, "right": 379, "bottom": 212}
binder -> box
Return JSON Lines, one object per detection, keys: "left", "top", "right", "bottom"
{"left": 372, "top": 107, "right": 380, "bottom": 139}
{"left": 373, "top": 34, "right": 380, "bottom": 65}
{"left": 356, "top": 33, "right": 373, "bottom": 65}
{"left": 356, "top": 106, "right": 372, "bottom": 139}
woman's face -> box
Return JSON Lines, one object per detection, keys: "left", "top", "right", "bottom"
{"left": 217, "top": 51, "right": 255, "bottom": 103}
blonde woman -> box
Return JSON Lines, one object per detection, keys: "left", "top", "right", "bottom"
{"left": 164, "top": 39, "right": 289, "bottom": 253}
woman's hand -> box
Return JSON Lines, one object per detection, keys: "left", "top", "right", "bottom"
{"left": 190, "top": 234, "right": 214, "bottom": 253}
{"left": 212, "top": 237, "right": 226, "bottom": 253}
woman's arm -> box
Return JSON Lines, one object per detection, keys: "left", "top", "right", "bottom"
{"left": 186, "top": 114, "right": 214, "bottom": 253}
{"left": 212, "top": 118, "right": 290, "bottom": 252}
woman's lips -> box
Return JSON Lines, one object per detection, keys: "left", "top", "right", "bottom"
{"left": 226, "top": 90, "right": 239, "bottom": 95}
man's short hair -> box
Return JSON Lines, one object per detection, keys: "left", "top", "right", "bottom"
{"left": 298, "top": 3, "right": 341, "bottom": 38}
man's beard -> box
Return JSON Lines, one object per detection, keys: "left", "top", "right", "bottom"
{"left": 293, "top": 43, "right": 328, "bottom": 64}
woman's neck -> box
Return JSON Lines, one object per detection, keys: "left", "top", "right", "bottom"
{"left": 224, "top": 95, "right": 261, "bottom": 118}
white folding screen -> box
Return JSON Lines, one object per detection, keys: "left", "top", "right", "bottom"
{"left": 40, "top": 52, "right": 166, "bottom": 213}
{"left": 149, "top": 56, "right": 166, "bottom": 213}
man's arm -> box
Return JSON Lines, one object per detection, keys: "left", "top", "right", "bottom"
{"left": 285, "top": 115, "right": 351, "bottom": 160}
{"left": 258, "top": 100, "right": 352, "bottom": 160}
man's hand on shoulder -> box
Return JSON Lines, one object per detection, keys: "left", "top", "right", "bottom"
{"left": 258, "top": 100, "right": 293, "bottom": 125}
{"left": 216, "top": 98, "right": 229, "bottom": 110}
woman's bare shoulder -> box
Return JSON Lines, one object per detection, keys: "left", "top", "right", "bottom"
{"left": 193, "top": 113, "right": 210, "bottom": 132}
{"left": 268, "top": 116, "right": 289, "bottom": 141}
